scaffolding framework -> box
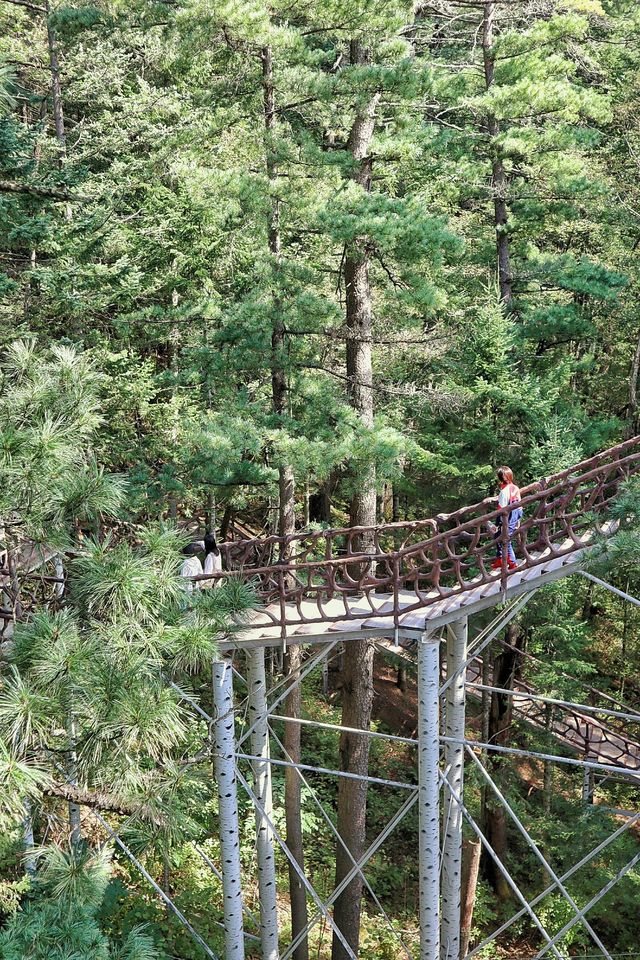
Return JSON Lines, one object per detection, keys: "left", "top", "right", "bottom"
{"left": 14, "top": 566, "right": 640, "bottom": 960}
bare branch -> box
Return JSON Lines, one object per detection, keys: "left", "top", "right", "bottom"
{"left": 43, "top": 782, "right": 165, "bottom": 823}
{"left": 0, "top": 179, "right": 87, "bottom": 201}
{"left": 0, "top": 0, "right": 46, "bottom": 13}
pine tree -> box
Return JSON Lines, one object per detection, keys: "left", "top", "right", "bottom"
{"left": 0, "top": 845, "right": 164, "bottom": 960}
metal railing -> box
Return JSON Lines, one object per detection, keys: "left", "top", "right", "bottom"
{"left": 4, "top": 437, "right": 639, "bottom": 640}
{"left": 465, "top": 662, "right": 640, "bottom": 772}
{"left": 199, "top": 436, "right": 640, "bottom": 635}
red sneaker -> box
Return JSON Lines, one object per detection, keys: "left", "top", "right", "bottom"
{"left": 508, "top": 560, "right": 518, "bottom": 571}
{"left": 491, "top": 559, "right": 502, "bottom": 570}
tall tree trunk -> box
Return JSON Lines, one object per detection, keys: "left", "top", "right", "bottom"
{"left": 45, "top": 1, "right": 73, "bottom": 222}
{"left": 220, "top": 503, "right": 233, "bottom": 541}
{"left": 45, "top": 2, "right": 66, "bottom": 152}
{"left": 332, "top": 639, "right": 375, "bottom": 960}
{"left": 262, "top": 44, "right": 296, "bottom": 549}
{"left": 323, "top": 473, "right": 335, "bottom": 523}
{"left": 391, "top": 483, "right": 401, "bottom": 524}
{"left": 4, "top": 527, "right": 23, "bottom": 622}
{"left": 628, "top": 330, "right": 640, "bottom": 437}
{"left": 20, "top": 73, "right": 42, "bottom": 320}
{"left": 303, "top": 481, "right": 310, "bottom": 526}
{"left": 262, "top": 43, "right": 307, "bottom": 956}
{"left": 482, "top": 2, "right": 512, "bottom": 304}
{"left": 332, "top": 41, "right": 380, "bottom": 960}
{"left": 460, "top": 838, "right": 482, "bottom": 957}
{"left": 204, "top": 492, "right": 216, "bottom": 535}
{"left": 162, "top": 846, "right": 171, "bottom": 915}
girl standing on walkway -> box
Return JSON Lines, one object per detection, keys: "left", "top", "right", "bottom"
{"left": 491, "top": 466, "right": 522, "bottom": 571}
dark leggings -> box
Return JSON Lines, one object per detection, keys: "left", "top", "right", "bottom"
{"left": 495, "top": 517, "right": 519, "bottom": 564}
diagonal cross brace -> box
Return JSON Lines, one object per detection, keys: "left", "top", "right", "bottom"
{"left": 534, "top": 848, "right": 640, "bottom": 959}
{"left": 467, "top": 748, "right": 613, "bottom": 960}
{"left": 235, "top": 765, "right": 359, "bottom": 960}
{"left": 439, "top": 592, "right": 534, "bottom": 697}
{"left": 468, "top": 812, "right": 640, "bottom": 958}
{"left": 279, "top": 790, "right": 418, "bottom": 960}
{"left": 268, "top": 721, "right": 415, "bottom": 960}
{"left": 238, "top": 640, "right": 340, "bottom": 748}
{"left": 441, "top": 771, "right": 565, "bottom": 960}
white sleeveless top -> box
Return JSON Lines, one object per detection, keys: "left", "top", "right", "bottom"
{"left": 180, "top": 555, "right": 203, "bottom": 592}
{"left": 203, "top": 551, "right": 222, "bottom": 587}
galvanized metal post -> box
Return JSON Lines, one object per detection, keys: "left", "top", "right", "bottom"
{"left": 212, "top": 659, "right": 245, "bottom": 960}
{"left": 22, "top": 798, "right": 36, "bottom": 879}
{"left": 441, "top": 618, "right": 467, "bottom": 960}
{"left": 418, "top": 631, "right": 441, "bottom": 960}
{"left": 246, "top": 648, "right": 280, "bottom": 960}
{"left": 67, "top": 716, "right": 81, "bottom": 847}
{"left": 53, "top": 555, "right": 65, "bottom": 599}
{"left": 582, "top": 749, "right": 594, "bottom": 805}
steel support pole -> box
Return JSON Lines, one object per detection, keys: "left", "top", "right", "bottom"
{"left": 441, "top": 618, "right": 467, "bottom": 960}
{"left": 246, "top": 648, "right": 279, "bottom": 960}
{"left": 235, "top": 768, "right": 358, "bottom": 960}
{"left": 22, "top": 798, "right": 36, "bottom": 880}
{"left": 442, "top": 774, "right": 564, "bottom": 960}
{"left": 53, "top": 555, "right": 65, "bottom": 599}
{"left": 418, "top": 631, "right": 441, "bottom": 960}
{"left": 212, "top": 660, "right": 245, "bottom": 960}
{"left": 439, "top": 593, "right": 533, "bottom": 697}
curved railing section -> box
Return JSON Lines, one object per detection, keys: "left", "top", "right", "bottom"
{"left": 466, "top": 662, "right": 640, "bottom": 772}
{"left": 203, "top": 436, "right": 640, "bottom": 636}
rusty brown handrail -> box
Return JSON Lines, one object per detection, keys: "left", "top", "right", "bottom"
{"left": 5, "top": 438, "right": 639, "bottom": 640}
{"left": 201, "top": 437, "right": 640, "bottom": 636}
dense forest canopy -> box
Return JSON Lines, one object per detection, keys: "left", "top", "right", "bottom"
{"left": 2, "top": 0, "right": 640, "bottom": 958}
{"left": 3, "top": 0, "right": 640, "bottom": 525}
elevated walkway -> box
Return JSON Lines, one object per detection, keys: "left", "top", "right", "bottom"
{"left": 221, "top": 541, "right": 587, "bottom": 649}
{"left": 215, "top": 437, "right": 640, "bottom": 649}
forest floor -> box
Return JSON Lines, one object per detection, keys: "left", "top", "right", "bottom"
{"left": 372, "top": 660, "right": 419, "bottom": 737}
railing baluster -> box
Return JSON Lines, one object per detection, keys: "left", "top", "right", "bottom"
{"left": 393, "top": 555, "right": 400, "bottom": 631}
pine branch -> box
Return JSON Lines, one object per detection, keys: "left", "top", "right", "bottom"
{"left": 43, "top": 781, "right": 166, "bottom": 823}
{"left": 0, "top": 180, "right": 87, "bottom": 201}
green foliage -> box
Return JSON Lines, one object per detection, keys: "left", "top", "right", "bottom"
{"left": 0, "top": 846, "right": 165, "bottom": 960}
{"left": 0, "top": 341, "right": 125, "bottom": 546}
{"left": 1, "top": 518, "right": 254, "bottom": 852}
{"left": 0, "top": 61, "right": 15, "bottom": 116}
{"left": 2, "top": 0, "right": 640, "bottom": 954}
{"left": 589, "top": 477, "right": 640, "bottom": 591}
